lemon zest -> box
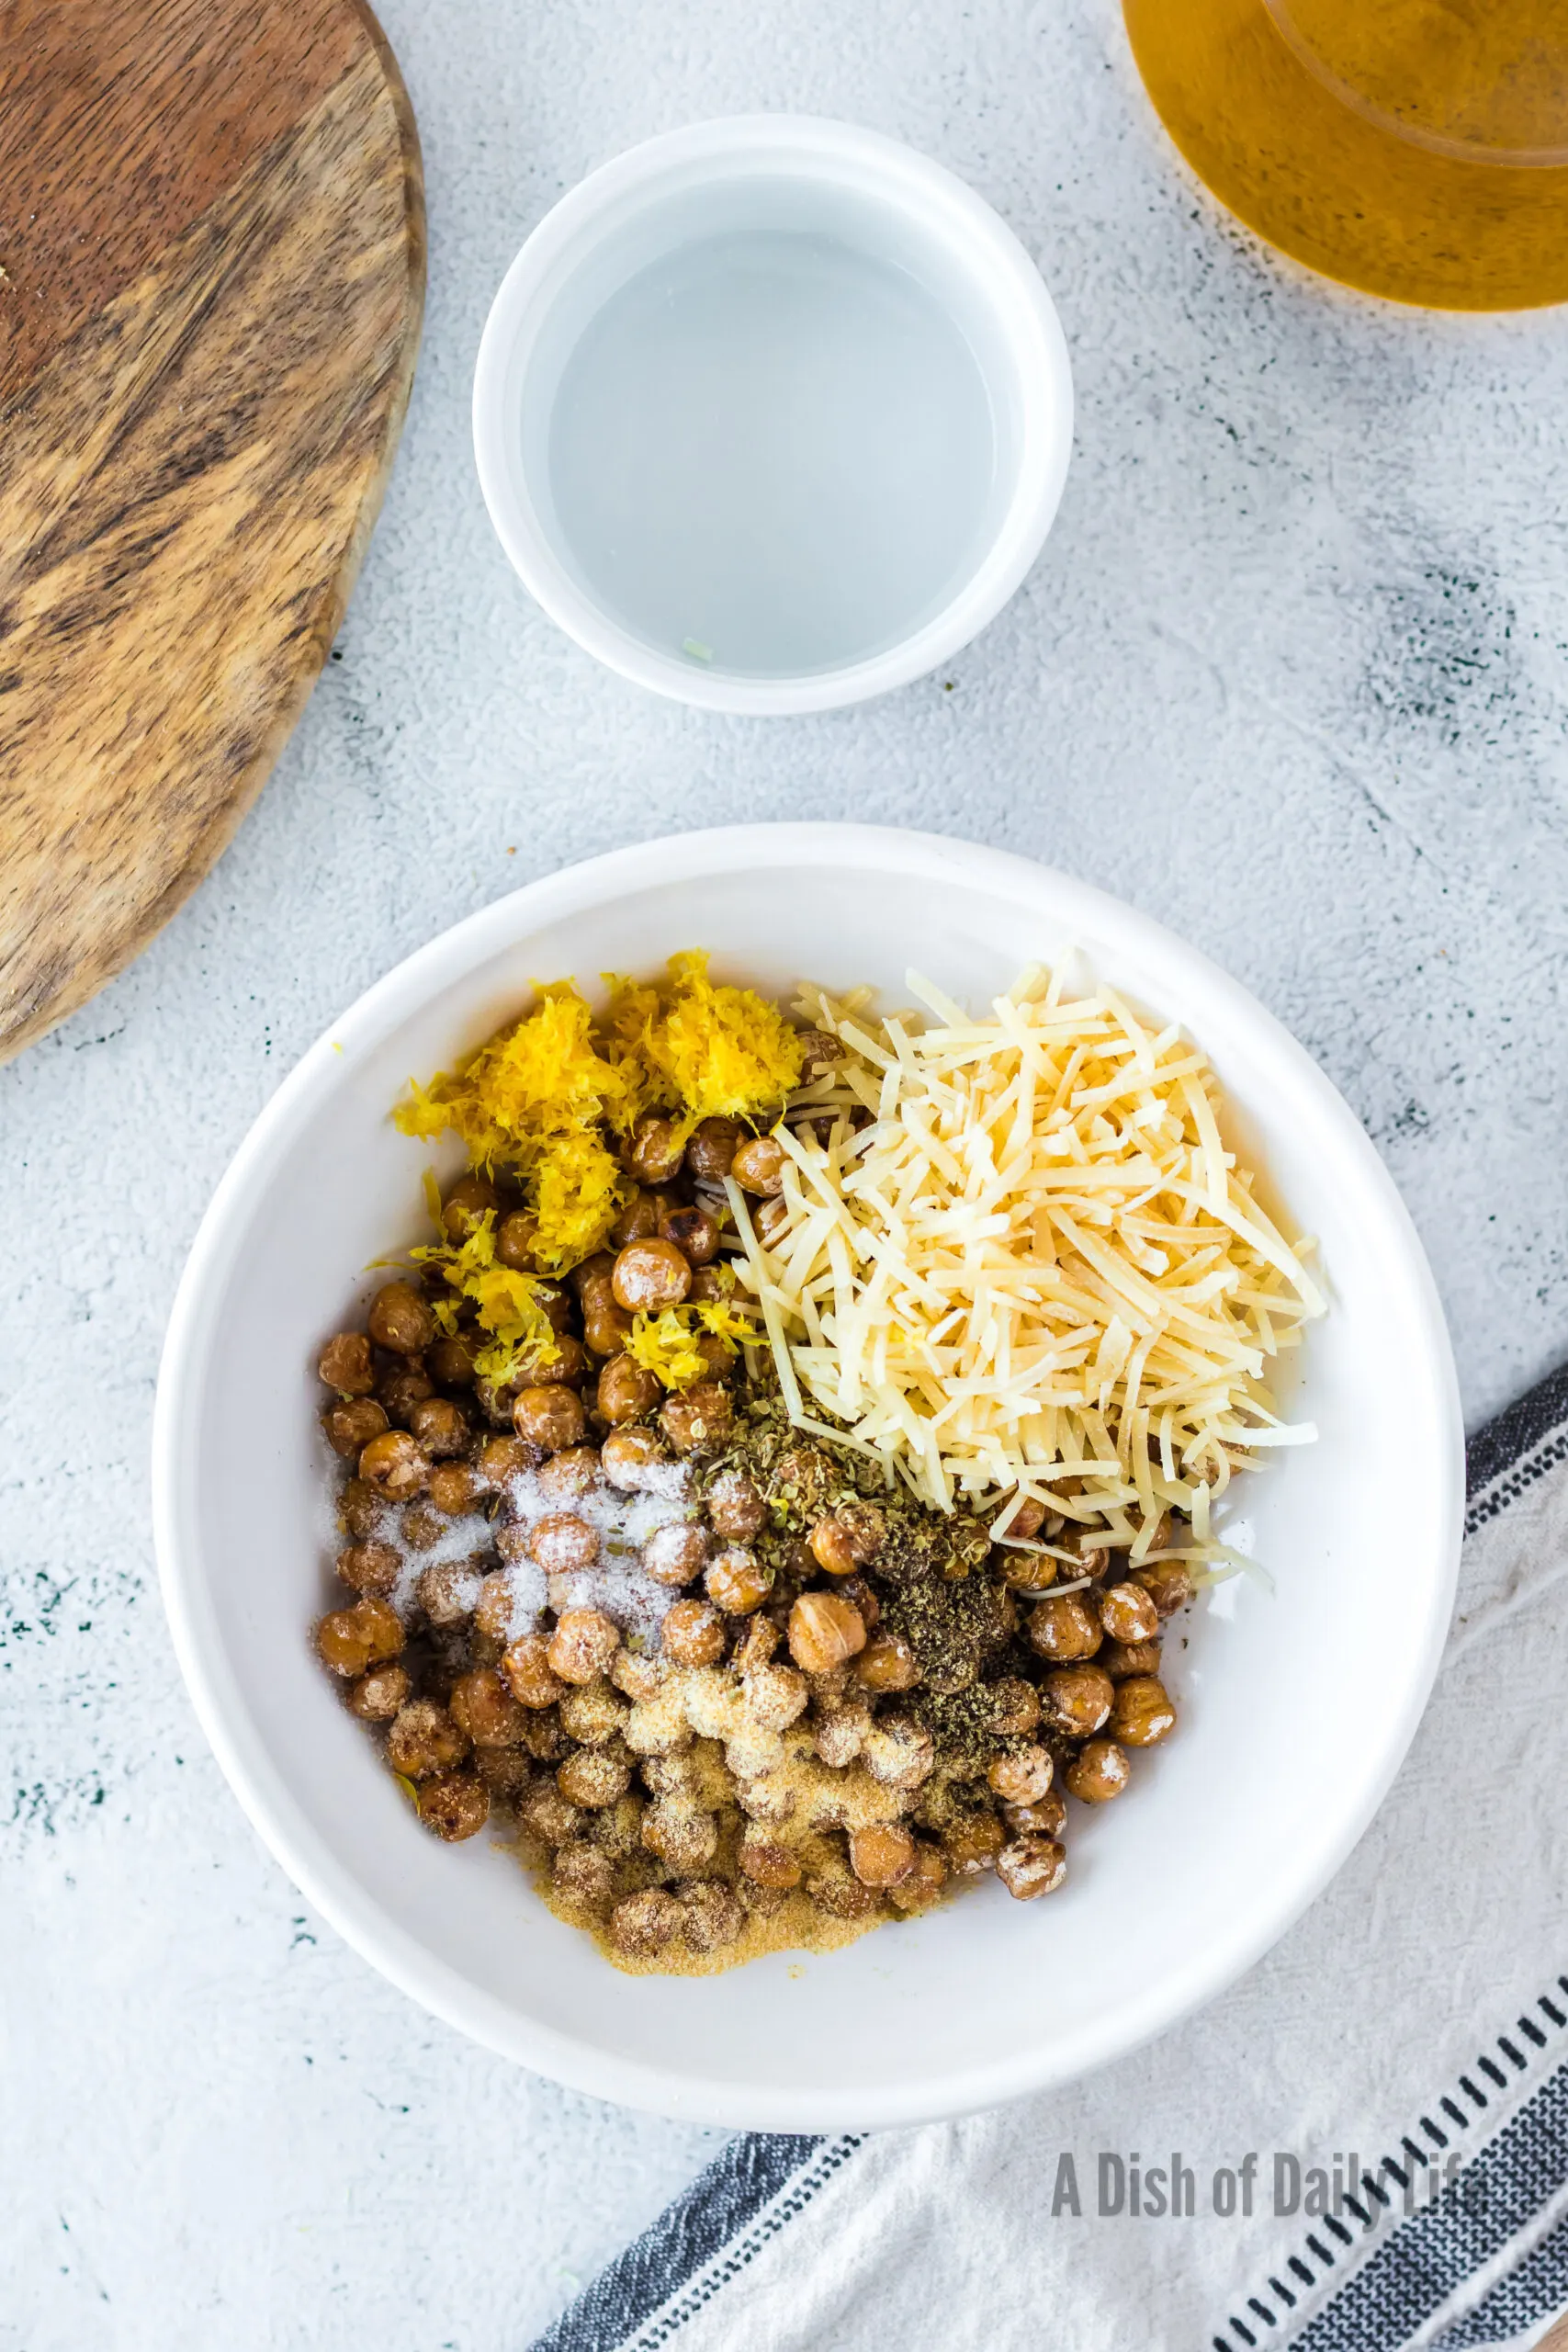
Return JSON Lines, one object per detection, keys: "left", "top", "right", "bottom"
{"left": 625, "top": 1302, "right": 760, "bottom": 1390}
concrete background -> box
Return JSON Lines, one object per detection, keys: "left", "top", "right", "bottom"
{"left": 6, "top": 0, "right": 1568, "bottom": 2342}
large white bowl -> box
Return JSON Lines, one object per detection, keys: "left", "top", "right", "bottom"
{"left": 152, "top": 824, "right": 1462, "bottom": 2130}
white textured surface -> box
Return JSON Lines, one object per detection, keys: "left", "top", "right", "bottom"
{"left": 5, "top": 0, "right": 1568, "bottom": 2342}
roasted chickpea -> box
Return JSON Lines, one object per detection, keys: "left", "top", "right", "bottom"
{"left": 642, "top": 1799, "right": 719, "bottom": 1872}
{"left": 387, "top": 1699, "right": 468, "bottom": 1777}
{"left": 502, "top": 1634, "right": 568, "bottom": 1710}
{"left": 609, "top": 1190, "right": 661, "bottom": 1247}
{"left": 474, "top": 1747, "right": 535, "bottom": 1803}
{"left": 592, "top": 1354, "right": 657, "bottom": 1425}
{"left": 368, "top": 1281, "right": 434, "bottom": 1355}
{"left": 705, "top": 1546, "right": 773, "bottom": 1615}
{"left": 417, "top": 1772, "right": 490, "bottom": 1841}
{"left": 992, "top": 1492, "right": 1047, "bottom": 1540}
{"left": 558, "top": 1681, "right": 629, "bottom": 1746}
{"left": 996, "top": 1835, "right": 1066, "bottom": 1899}
{"left": 620, "top": 1112, "right": 683, "bottom": 1184}
{"left": 679, "top": 1880, "right": 746, "bottom": 1952}
{"left": 987, "top": 1744, "right": 1054, "bottom": 1805}
{"left": 1109, "top": 1675, "right": 1176, "bottom": 1747}
{"left": 862, "top": 1714, "right": 936, "bottom": 1792}
{"left": 853, "top": 1630, "right": 920, "bottom": 1692}
{"left": 1133, "top": 1559, "right": 1193, "bottom": 1618}
{"left": 558, "top": 1746, "right": 633, "bottom": 1808}
{"left": 660, "top": 1382, "right": 732, "bottom": 1454}
{"left": 532, "top": 1447, "right": 597, "bottom": 1506}
{"left": 807, "top": 1515, "right": 858, "bottom": 1577}
{"left": 440, "top": 1175, "right": 500, "bottom": 1241}
{"left": 787, "top": 1591, "right": 866, "bottom": 1673}
{"left": 601, "top": 1425, "right": 671, "bottom": 1489}
{"left": 989, "top": 1675, "right": 1042, "bottom": 1735}
{"left": 686, "top": 1265, "right": 733, "bottom": 1304}
{"left": 495, "top": 1211, "right": 538, "bottom": 1271}
{"left": 1002, "top": 1790, "right": 1066, "bottom": 1839}
{"left": 609, "top": 1886, "right": 682, "bottom": 1956}
{"left": 428, "top": 1332, "right": 478, "bottom": 1387}
{"left": 547, "top": 1607, "right": 621, "bottom": 1685}
{"left": 611, "top": 1238, "right": 692, "bottom": 1313}
{"left": 348, "top": 1662, "right": 411, "bottom": 1721}
{"left": 474, "top": 1572, "right": 515, "bottom": 1642}
{"left": 570, "top": 1250, "right": 618, "bottom": 1298}
{"left": 338, "top": 1478, "right": 388, "bottom": 1541}
{"left": 998, "top": 1550, "right": 1058, "bottom": 1595}
{"left": 830, "top": 1572, "right": 880, "bottom": 1631}
{"left": 643, "top": 1521, "right": 710, "bottom": 1588}
{"left": 318, "top": 1332, "right": 375, "bottom": 1396}
{"left": 1027, "top": 1592, "right": 1102, "bottom": 1662}
{"left": 402, "top": 1501, "right": 446, "bottom": 1555}
{"left": 415, "top": 1560, "right": 476, "bottom": 1626}
{"left": 551, "top": 1840, "right": 615, "bottom": 1917}
{"left": 1100, "top": 1637, "right": 1162, "bottom": 1680}
{"left": 358, "top": 1429, "right": 429, "bottom": 1500}
{"left": 887, "top": 1840, "right": 949, "bottom": 1913}
{"left": 661, "top": 1599, "right": 726, "bottom": 1667}
{"left": 582, "top": 1301, "right": 636, "bottom": 1358}
{"left": 1100, "top": 1581, "right": 1160, "bottom": 1645}
{"left": 754, "top": 1195, "right": 789, "bottom": 1243}
{"left": 408, "top": 1396, "right": 470, "bottom": 1459}
{"left": 1041, "top": 1662, "right": 1115, "bottom": 1737}
{"left": 944, "top": 1811, "right": 1007, "bottom": 1874}
{"left": 655, "top": 1204, "right": 716, "bottom": 1265}
{"left": 316, "top": 1597, "right": 404, "bottom": 1677}
{"left": 813, "top": 1698, "right": 870, "bottom": 1767}
{"left": 687, "top": 1115, "right": 743, "bottom": 1180}
{"left": 739, "top": 1833, "right": 802, "bottom": 1890}
{"left": 743, "top": 1661, "right": 809, "bottom": 1731}
{"left": 706, "top": 1469, "right": 765, "bottom": 1541}
{"left": 322, "top": 1397, "right": 389, "bottom": 1459}
{"left": 528, "top": 1512, "right": 600, "bottom": 1574}
{"left": 1066, "top": 1738, "right": 1131, "bottom": 1802}
{"left": 729, "top": 1135, "right": 786, "bottom": 1195}
{"left": 377, "top": 1362, "right": 436, "bottom": 1422}
{"left": 449, "top": 1667, "right": 528, "bottom": 1747}
{"left": 428, "top": 1460, "right": 481, "bottom": 1517}
{"left": 513, "top": 1385, "right": 585, "bottom": 1453}
{"left": 335, "top": 1540, "right": 400, "bottom": 1598}
{"left": 517, "top": 1781, "right": 582, "bottom": 1848}
{"left": 475, "top": 1433, "right": 535, "bottom": 1489}
{"left": 849, "top": 1823, "right": 916, "bottom": 1888}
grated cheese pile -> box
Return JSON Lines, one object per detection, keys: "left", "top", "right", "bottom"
{"left": 727, "top": 965, "right": 1324, "bottom": 1562}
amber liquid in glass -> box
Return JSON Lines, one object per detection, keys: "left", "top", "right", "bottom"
{"left": 1124, "top": 0, "right": 1568, "bottom": 310}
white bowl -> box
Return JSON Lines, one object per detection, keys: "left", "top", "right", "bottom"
{"left": 152, "top": 825, "right": 1462, "bottom": 2130}
{"left": 471, "top": 119, "right": 1074, "bottom": 714}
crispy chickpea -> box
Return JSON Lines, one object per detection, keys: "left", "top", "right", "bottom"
{"left": 348, "top": 1662, "right": 411, "bottom": 1721}
{"left": 520, "top": 1707, "right": 570, "bottom": 1762}
{"left": 513, "top": 1385, "right": 586, "bottom": 1453}
{"left": 408, "top": 1396, "right": 470, "bottom": 1459}
{"left": 656, "top": 1204, "right": 716, "bottom": 1267}
{"left": 625, "top": 1113, "right": 686, "bottom": 1184}
{"left": 754, "top": 1195, "right": 790, "bottom": 1243}
{"left": 993, "top": 1492, "right": 1047, "bottom": 1540}
{"left": 679, "top": 1880, "right": 745, "bottom": 1951}
{"left": 739, "top": 1833, "right": 802, "bottom": 1890}
{"left": 1066, "top": 1738, "right": 1131, "bottom": 1803}
{"left": 338, "top": 1477, "right": 388, "bottom": 1541}
{"left": 660, "top": 1383, "right": 732, "bottom": 1454}
{"left": 502, "top": 1634, "right": 567, "bottom": 1710}
{"left": 316, "top": 1597, "right": 404, "bottom": 1677}
{"left": 387, "top": 1699, "right": 468, "bottom": 1777}
{"left": 427, "top": 1461, "right": 480, "bottom": 1517}
{"left": 850, "top": 1823, "right": 917, "bottom": 1888}
{"left": 686, "top": 1265, "right": 732, "bottom": 1303}
{"left": 597, "top": 1354, "right": 661, "bottom": 1423}
{"left": 558, "top": 1746, "right": 633, "bottom": 1808}
{"left": 582, "top": 1301, "right": 636, "bottom": 1359}
{"left": 1100, "top": 1581, "right": 1160, "bottom": 1645}
{"left": 533, "top": 1447, "right": 598, "bottom": 1506}
{"left": 807, "top": 1515, "right": 858, "bottom": 1577}
{"left": 687, "top": 1115, "right": 743, "bottom": 1180}
{"left": 417, "top": 1772, "right": 490, "bottom": 1841}
{"left": 998, "top": 1551, "right": 1058, "bottom": 1595}
{"left": 644, "top": 1521, "right": 709, "bottom": 1588}
{"left": 335, "top": 1540, "right": 400, "bottom": 1598}
{"left": 358, "top": 1429, "right": 429, "bottom": 1500}
{"left": 989, "top": 1675, "right": 1042, "bottom": 1735}
{"left": 475, "top": 1433, "right": 534, "bottom": 1488}
{"left": 495, "top": 1211, "right": 538, "bottom": 1271}
{"left": 609, "top": 1886, "right": 682, "bottom": 1956}
{"left": 814, "top": 1701, "right": 870, "bottom": 1767}
{"left": 642, "top": 1799, "right": 719, "bottom": 1871}
{"left": 529, "top": 1513, "right": 600, "bottom": 1574}
{"left": 1041, "top": 1662, "right": 1115, "bottom": 1737}
{"left": 318, "top": 1331, "right": 375, "bottom": 1395}
{"left": 1133, "top": 1559, "right": 1193, "bottom": 1618}
{"left": 475, "top": 1747, "right": 534, "bottom": 1803}
{"left": 609, "top": 1191, "right": 661, "bottom": 1247}
{"left": 730, "top": 1135, "right": 786, "bottom": 1195}
{"left": 440, "top": 1174, "right": 500, "bottom": 1240}
{"left": 570, "top": 1250, "right": 618, "bottom": 1298}
{"left": 416, "top": 1561, "right": 476, "bottom": 1626}
{"left": 706, "top": 1469, "right": 766, "bottom": 1541}
{"left": 743, "top": 1662, "right": 809, "bottom": 1731}
{"left": 997, "top": 1835, "right": 1067, "bottom": 1899}
{"left": 548, "top": 1608, "right": 621, "bottom": 1685}
{"left": 551, "top": 1840, "right": 615, "bottom": 1917}
{"left": 853, "top": 1630, "right": 920, "bottom": 1692}
{"left": 428, "top": 1332, "right": 478, "bottom": 1387}
{"left": 830, "top": 1573, "right": 881, "bottom": 1632}
{"left": 449, "top": 1667, "right": 527, "bottom": 1748}
{"left": 517, "top": 1781, "right": 582, "bottom": 1848}
{"left": 661, "top": 1599, "right": 726, "bottom": 1668}
{"left": 945, "top": 1811, "right": 1007, "bottom": 1874}
{"left": 787, "top": 1591, "right": 867, "bottom": 1673}
{"left": 1028, "top": 1591, "right": 1102, "bottom": 1662}
{"left": 1109, "top": 1675, "right": 1177, "bottom": 1747}
{"left": 887, "top": 1841, "right": 949, "bottom": 1913}
{"left": 612, "top": 1238, "right": 692, "bottom": 1313}
{"left": 601, "top": 1425, "right": 671, "bottom": 1490}
{"left": 474, "top": 1572, "right": 515, "bottom": 1642}
{"left": 861, "top": 1713, "right": 936, "bottom": 1792}
{"left": 473, "top": 1375, "right": 519, "bottom": 1429}
{"left": 988, "top": 1743, "right": 1055, "bottom": 1805}
{"left": 558, "top": 1682, "right": 629, "bottom": 1745}
{"left": 705, "top": 1545, "right": 773, "bottom": 1615}
{"left": 367, "top": 1281, "right": 434, "bottom": 1354}
{"left": 322, "top": 1396, "right": 389, "bottom": 1459}
{"left": 377, "top": 1361, "right": 435, "bottom": 1420}
{"left": 1003, "top": 1790, "right": 1066, "bottom": 1839}
{"left": 400, "top": 1500, "right": 444, "bottom": 1555}
{"left": 590, "top": 1791, "right": 647, "bottom": 1860}
{"left": 1100, "top": 1637, "right": 1162, "bottom": 1680}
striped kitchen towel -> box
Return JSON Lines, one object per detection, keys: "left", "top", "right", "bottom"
{"left": 534, "top": 1363, "right": 1568, "bottom": 2352}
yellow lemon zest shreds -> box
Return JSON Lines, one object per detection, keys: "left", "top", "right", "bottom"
{"left": 625, "top": 1302, "right": 760, "bottom": 1389}
{"left": 606, "top": 951, "right": 805, "bottom": 1130}
{"left": 412, "top": 1213, "right": 561, "bottom": 1385}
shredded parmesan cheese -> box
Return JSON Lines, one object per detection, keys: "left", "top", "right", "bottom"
{"left": 730, "top": 966, "right": 1322, "bottom": 1557}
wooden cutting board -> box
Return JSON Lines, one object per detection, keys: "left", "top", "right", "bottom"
{"left": 0, "top": 0, "right": 424, "bottom": 1061}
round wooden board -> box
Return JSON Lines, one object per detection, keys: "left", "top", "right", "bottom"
{"left": 0, "top": 0, "right": 425, "bottom": 1061}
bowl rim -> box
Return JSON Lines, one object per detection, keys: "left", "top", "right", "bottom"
{"left": 470, "top": 115, "right": 1076, "bottom": 716}
{"left": 152, "top": 822, "right": 1464, "bottom": 2127}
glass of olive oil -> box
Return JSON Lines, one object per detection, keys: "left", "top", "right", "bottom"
{"left": 1123, "top": 0, "right": 1568, "bottom": 310}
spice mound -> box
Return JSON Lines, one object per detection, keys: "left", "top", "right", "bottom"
{"left": 309, "top": 952, "right": 1309, "bottom": 1974}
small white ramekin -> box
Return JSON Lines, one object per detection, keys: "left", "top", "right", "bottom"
{"left": 472, "top": 117, "right": 1074, "bottom": 715}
